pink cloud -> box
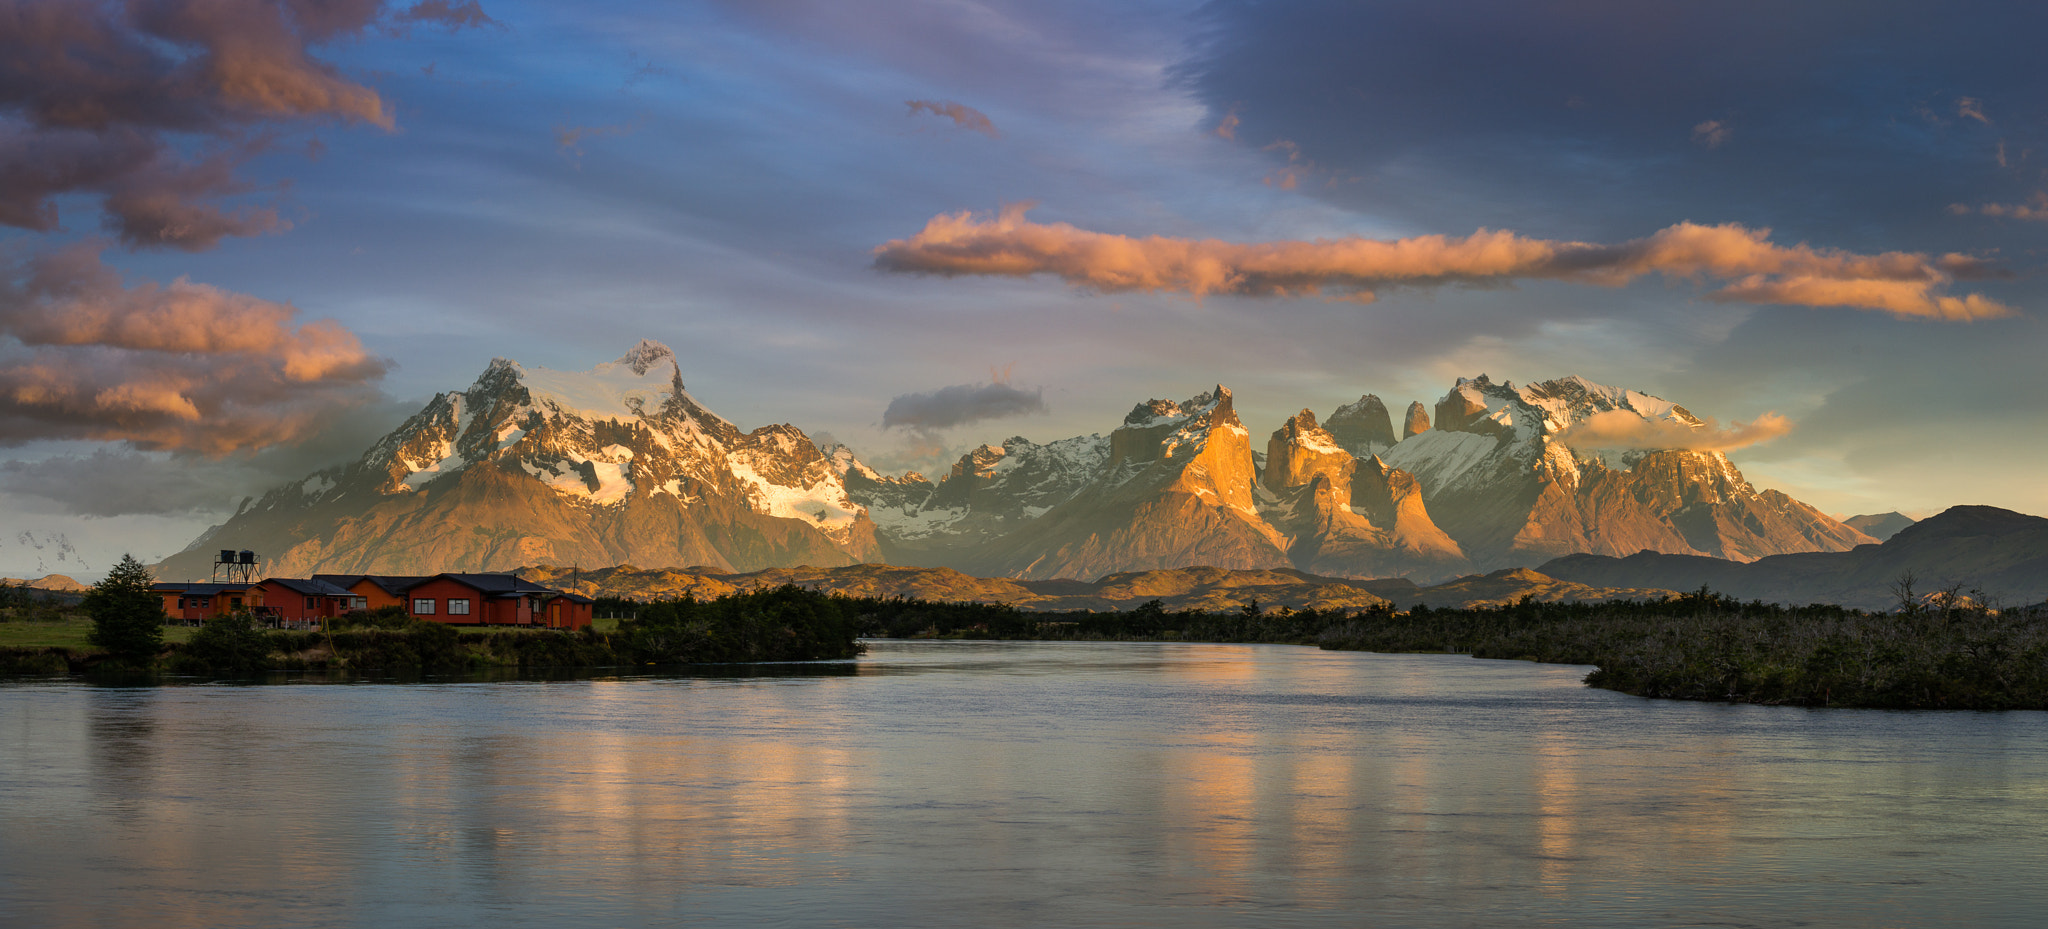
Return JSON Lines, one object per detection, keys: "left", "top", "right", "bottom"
{"left": 0, "top": 0, "right": 493, "bottom": 250}
{"left": 0, "top": 243, "right": 387, "bottom": 453}
{"left": 905, "top": 99, "right": 1000, "bottom": 138}
{"left": 874, "top": 204, "right": 2013, "bottom": 320}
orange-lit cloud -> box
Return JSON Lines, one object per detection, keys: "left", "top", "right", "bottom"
{"left": 905, "top": 99, "right": 999, "bottom": 138}
{"left": 1957, "top": 192, "right": 2048, "bottom": 221}
{"left": 874, "top": 203, "right": 2013, "bottom": 320}
{"left": 0, "top": 0, "right": 492, "bottom": 250}
{"left": 1691, "top": 120, "right": 1729, "bottom": 148}
{"left": 0, "top": 244, "right": 386, "bottom": 453}
{"left": 1557, "top": 410, "right": 1792, "bottom": 452}
{"left": 1215, "top": 108, "right": 1240, "bottom": 140}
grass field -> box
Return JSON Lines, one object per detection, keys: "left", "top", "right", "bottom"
{"left": 0, "top": 616, "right": 200, "bottom": 650}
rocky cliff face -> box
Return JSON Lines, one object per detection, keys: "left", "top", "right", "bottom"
{"left": 956, "top": 387, "right": 1293, "bottom": 579}
{"left": 1382, "top": 375, "right": 1874, "bottom": 568}
{"left": 158, "top": 341, "right": 881, "bottom": 579}
{"left": 167, "top": 344, "right": 1880, "bottom": 587}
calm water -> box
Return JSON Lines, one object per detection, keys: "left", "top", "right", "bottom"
{"left": 3, "top": 641, "right": 2044, "bottom": 928}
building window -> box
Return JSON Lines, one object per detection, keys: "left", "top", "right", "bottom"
{"left": 448, "top": 598, "right": 471, "bottom": 615}
{"left": 351, "top": 597, "right": 367, "bottom": 610}
{"left": 196, "top": 597, "right": 209, "bottom": 608}
{"left": 306, "top": 596, "right": 317, "bottom": 610}
{"left": 177, "top": 597, "right": 186, "bottom": 609}
{"left": 231, "top": 597, "right": 242, "bottom": 610}
{"left": 413, "top": 598, "right": 436, "bottom": 615}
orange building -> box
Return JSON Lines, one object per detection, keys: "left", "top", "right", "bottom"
{"left": 152, "top": 582, "right": 260, "bottom": 624}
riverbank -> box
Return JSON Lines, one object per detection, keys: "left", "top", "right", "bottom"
{"left": 848, "top": 592, "right": 2048, "bottom": 710}
{"left": 0, "top": 585, "right": 864, "bottom": 678}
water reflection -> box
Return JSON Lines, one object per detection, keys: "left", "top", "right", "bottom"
{"left": 2, "top": 642, "right": 2045, "bottom": 928}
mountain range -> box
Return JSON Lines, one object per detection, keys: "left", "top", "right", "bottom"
{"left": 1540, "top": 505, "right": 2048, "bottom": 610}
{"left": 159, "top": 340, "right": 1879, "bottom": 586}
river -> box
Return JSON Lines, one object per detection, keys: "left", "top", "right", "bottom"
{"left": 2, "top": 640, "right": 2043, "bottom": 927}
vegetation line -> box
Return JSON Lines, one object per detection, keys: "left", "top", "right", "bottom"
{"left": 9, "top": 561, "right": 2044, "bottom": 710}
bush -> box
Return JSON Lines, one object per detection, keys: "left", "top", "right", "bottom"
{"left": 174, "top": 611, "right": 274, "bottom": 675}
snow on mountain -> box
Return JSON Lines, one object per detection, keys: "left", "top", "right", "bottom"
{"left": 159, "top": 341, "right": 879, "bottom": 578}
{"left": 163, "top": 348, "right": 1876, "bottom": 585}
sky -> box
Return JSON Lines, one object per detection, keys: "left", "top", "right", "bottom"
{"left": 4, "top": 0, "right": 2046, "bottom": 580}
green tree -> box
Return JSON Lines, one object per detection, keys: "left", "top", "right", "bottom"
{"left": 85, "top": 554, "right": 164, "bottom": 661}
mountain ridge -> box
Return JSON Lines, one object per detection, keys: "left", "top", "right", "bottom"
{"left": 161, "top": 340, "right": 1886, "bottom": 585}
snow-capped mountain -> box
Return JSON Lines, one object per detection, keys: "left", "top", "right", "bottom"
{"left": 162, "top": 341, "right": 1873, "bottom": 584}
{"left": 158, "top": 341, "right": 879, "bottom": 578}
{"left": 842, "top": 374, "right": 1870, "bottom": 581}
{"left": 1381, "top": 375, "right": 1873, "bottom": 567}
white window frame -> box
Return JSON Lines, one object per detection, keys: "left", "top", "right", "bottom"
{"left": 448, "top": 598, "right": 472, "bottom": 616}
{"left": 412, "top": 598, "right": 436, "bottom": 615}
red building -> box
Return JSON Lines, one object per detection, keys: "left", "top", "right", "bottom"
{"left": 403, "top": 573, "right": 567, "bottom": 627}
{"left": 253, "top": 577, "right": 355, "bottom": 629}
{"left": 312, "top": 575, "right": 426, "bottom": 612}
{"left": 542, "top": 591, "right": 596, "bottom": 630}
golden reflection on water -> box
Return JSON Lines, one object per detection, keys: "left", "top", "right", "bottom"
{"left": 3, "top": 645, "right": 2046, "bottom": 928}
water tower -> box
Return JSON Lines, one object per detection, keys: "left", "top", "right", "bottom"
{"left": 213, "top": 549, "right": 259, "bottom": 584}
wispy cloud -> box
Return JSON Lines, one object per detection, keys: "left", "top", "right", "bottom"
{"left": 875, "top": 204, "right": 2013, "bottom": 321}
{"left": 1557, "top": 410, "right": 1793, "bottom": 452}
{"left": 1691, "top": 120, "right": 1730, "bottom": 149}
{"left": 905, "top": 99, "right": 1000, "bottom": 138}
{"left": 1954, "top": 192, "right": 2048, "bottom": 221}
{"left": 1215, "top": 107, "right": 1240, "bottom": 140}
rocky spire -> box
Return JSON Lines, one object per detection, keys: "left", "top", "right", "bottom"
{"left": 1326, "top": 394, "right": 1395, "bottom": 453}
{"left": 1402, "top": 401, "right": 1431, "bottom": 439}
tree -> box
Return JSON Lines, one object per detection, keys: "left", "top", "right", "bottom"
{"left": 85, "top": 554, "right": 164, "bottom": 661}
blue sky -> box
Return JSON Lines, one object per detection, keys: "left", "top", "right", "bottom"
{"left": 4, "top": 0, "right": 2044, "bottom": 579}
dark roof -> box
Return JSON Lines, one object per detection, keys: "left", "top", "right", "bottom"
{"left": 262, "top": 577, "right": 354, "bottom": 597}
{"left": 550, "top": 591, "right": 597, "bottom": 604}
{"left": 151, "top": 582, "right": 254, "bottom": 595}
{"left": 313, "top": 574, "right": 427, "bottom": 596}
{"left": 417, "top": 573, "right": 557, "bottom": 595}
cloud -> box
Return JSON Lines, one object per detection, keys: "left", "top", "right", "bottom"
{"left": 1556, "top": 409, "right": 1793, "bottom": 452}
{"left": 881, "top": 379, "right": 1048, "bottom": 432}
{"left": 1215, "top": 107, "right": 1240, "bottom": 140}
{"left": 1691, "top": 120, "right": 1729, "bottom": 149}
{"left": 874, "top": 204, "right": 2013, "bottom": 321}
{"left": 0, "top": 0, "right": 493, "bottom": 250}
{"left": 0, "top": 243, "right": 388, "bottom": 453}
{"left": 1958, "top": 192, "right": 2048, "bottom": 221}
{"left": 555, "top": 120, "right": 640, "bottom": 164}
{"left": 1958, "top": 96, "right": 1991, "bottom": 124}
{"left": 0, "top": 449, "right": 233, "bottom": 516}
{"left": 905, "top": 99, "right": 1000, "bottom": 138}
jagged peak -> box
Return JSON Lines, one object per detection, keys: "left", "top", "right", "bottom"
{"left": 616, "top": 338, "right": 678, "bottom": 377}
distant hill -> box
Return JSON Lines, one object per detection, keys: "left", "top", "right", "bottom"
{"left": 0, "top": 574, "right": 87, "bottom": 592}
{"left": 520, "top": 562, "right": 1676, "bottom": 613}
{"left": 1538, "top": 505, "right": 2048, "bottom": 610}
{"left": 1845, "top": 512, "right": 1916, "bottom": 541}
